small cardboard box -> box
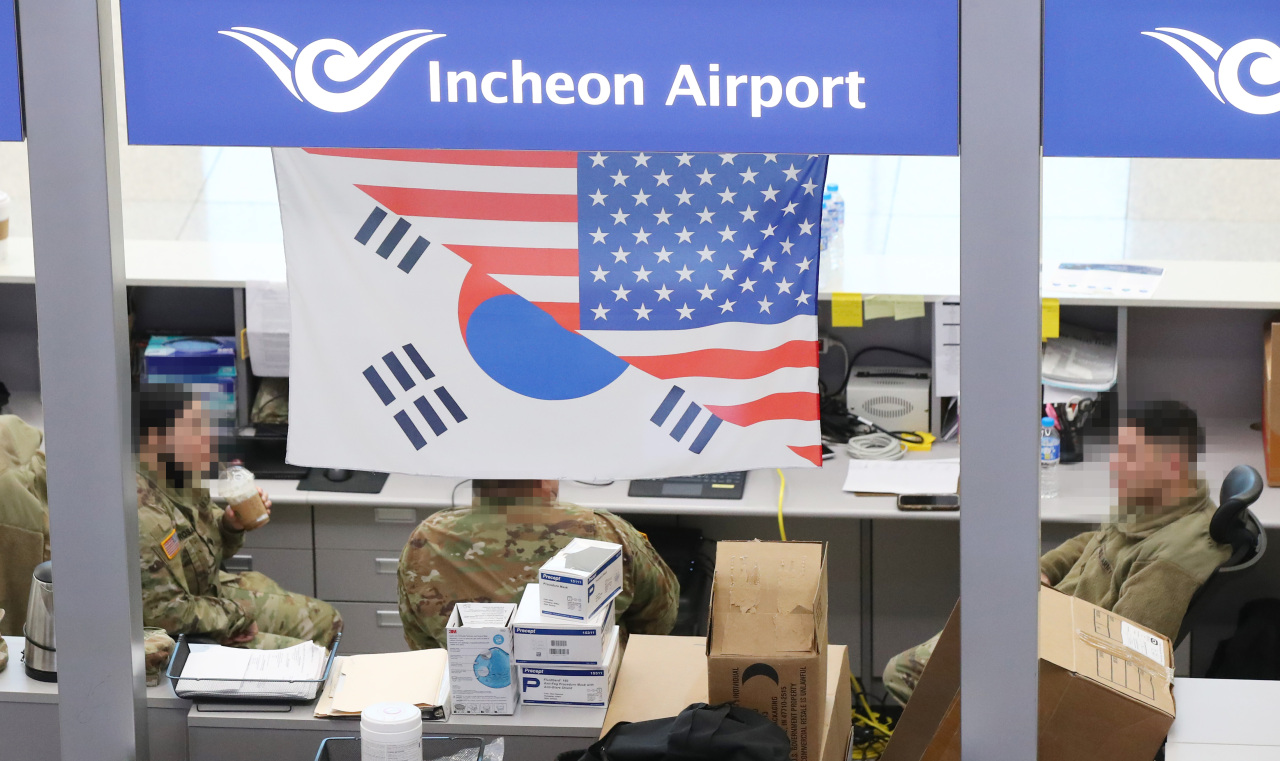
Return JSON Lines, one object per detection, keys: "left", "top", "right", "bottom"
{"left": 707, "top": 541, "right": 829, "bottom": 761}
{"left": 603, "top": 635, "right": 852, "bottom": 761}
{"left": 513, "top": 583, "right": 613, "bottom": 665}
{"left": 446, "top": 603, "right": 518, "bottom": 715}
{"left": 518, "top": 626, "right": 621, "bottom": 707}
{"left": 882, "top": 587, "right": 1176, "bottom": 761}
{"left": 1265, "top": 322, "right": 1279, "bottom": 487}
{"left": 539, "top": 538, "right": 624, "bottom": 621}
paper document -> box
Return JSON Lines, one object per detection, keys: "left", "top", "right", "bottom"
{"left": 933, "top": 300, "right": 959, "bottom": 398}
{"left": 246, "top": 280, "right": 291, "bottom": 377}
{"left": 843, "top": 458, "right": 960, "bottom": 495}
{"left": 1042, "top": 326, "right": 1118, "bottom": 392}
{"left": 324, "top": 649, "right": 449, "bottom": 716}
{"left": 175, "top": 641, "right": 327, "bottom": 700}
{"left": 1042, "top": 263, "right": 1164, "bottom": 299}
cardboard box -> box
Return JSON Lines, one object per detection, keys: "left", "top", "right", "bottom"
{"left": 539, "top": 538, "right": 624, "bottom": 621}
{"left": 513, "top": 583, "right": 613, "bottom": 665}
{"left": 707, "top": 541, "right": 829, "bottom": 761}
{"left": 882, "top": 587, "right": 1176, "bottom": 761}
{"left": 603, "top": 635, "right": 852, "bottom": 761}
{"left": 519, "top": 626, "right": 621, "bottom": 707}
{"left": 446, "top": 603, "right": 518, "bottom": 715}
{"left": 1266, "top": 322, "right": 1279, "bottom": 487}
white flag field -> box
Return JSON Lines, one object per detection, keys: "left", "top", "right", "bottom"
{"left": 274, "top": 147, "right": 827, "bottom": 479}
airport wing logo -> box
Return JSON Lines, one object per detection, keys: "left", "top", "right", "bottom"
{"left": 1144, "top": 27, "right": 1280, "bottom": 115}
{"left": 219, "top": 27, "right": 446, "bottom": 112}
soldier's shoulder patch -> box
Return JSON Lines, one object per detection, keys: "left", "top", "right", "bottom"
{"left": 160, "top": 529, "right": 181, "bottom": 559}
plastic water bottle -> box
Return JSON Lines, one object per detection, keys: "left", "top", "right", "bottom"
{"left": 820, "top": 183, "right": 845, "bottom": 259}
{"left": 1040, "top": 416, "right": 1061, "bottom": 499}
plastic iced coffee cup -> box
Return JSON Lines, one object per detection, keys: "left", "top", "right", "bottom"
{"left": 220, "top": 464, "right": 269, "bottom": 530}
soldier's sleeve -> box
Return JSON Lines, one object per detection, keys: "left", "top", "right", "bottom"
{"left": 139, "top": 532, "right": 251, "bottom": 640}
{"left": 1111, "top": 559, "right": 1203, "bottom": 641}
{"left": 397, "top": 529, "right": 444, "bottom": 651}
{"left": 201, "top": 490, "right": 246, "bottom": 558}
{"left": 1039, "top": 530, "right": 1096, "bottom": 585}
{"left": 594, "top": 511, "right": 680, "bottom": 636}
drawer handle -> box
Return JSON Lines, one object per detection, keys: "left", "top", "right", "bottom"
{"left": 374, "top": 507, "right": 417, "bottom": 524}
{"left": 375, "top": 558, "right": 398, "bottom": 575}
{"left": 225, "top": 555, "right": 253, "bottom": 573}
{"left": 376, "top": 611, "right": 401, "bottom": 628}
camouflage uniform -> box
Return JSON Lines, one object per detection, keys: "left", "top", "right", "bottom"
{"left": 883, "top": 482, "right": 1229, "bottom": 705}
{"left": 398, "top": 500, "right": 680, "bottom": 651}
{"left": 144, "top": 627, "right": 175, "bottom": 686}
{"left": 250, "top": 378, "right": 289, "bottom": 425}
{"left": 0, "top": 610, "right": 7, "bottom": 671}
{"left": 137, "top": 464, "right": 341, "bottom": 649}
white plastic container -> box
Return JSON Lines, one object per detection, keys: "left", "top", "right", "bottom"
{"left": 360, "top": 701, "right": 422, "bottom": 761}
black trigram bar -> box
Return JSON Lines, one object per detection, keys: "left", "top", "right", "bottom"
{"left": 355, "top": 207, "right": 388, "bottom": 244}
{"left": 376, "top": 218, "right": 411, "bottom": 259}
{"left": 651, "top": 386, "right": 685, "bottom": 425}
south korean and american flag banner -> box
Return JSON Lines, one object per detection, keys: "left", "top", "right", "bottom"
{"left": 273, "top": 147, "right": 827, "bottom": 479}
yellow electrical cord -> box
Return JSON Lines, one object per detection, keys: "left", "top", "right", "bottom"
{"left": 849, "top": 674, "right": 894, "bottom": 759}
{"left": 775, "top": 468, "right": 787, "bottom": 541}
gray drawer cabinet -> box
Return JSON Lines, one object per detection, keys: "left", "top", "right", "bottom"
{"left": 238, "top": 503, "right": 313, "bottom": 550}
{"left": 315, "top": 548, "right": 401, "bottom": 603}
{"left": 314, "top": 505, "right": 433, "bottom": 550}
{"left": 331, "top": 601, "right": 410, "bottom": 654}
{"left": 224, "top": 548, "right": 316, "bottom": 597}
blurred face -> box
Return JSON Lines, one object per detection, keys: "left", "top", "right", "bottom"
{"left": 145, "top": 401, "right": 216, "bottom": 479}
{"left": 1110, "top": 425, "right": 1188, "bottom": 507}
{"left": 472, "top": 479, "right": 558, "bottom": 506}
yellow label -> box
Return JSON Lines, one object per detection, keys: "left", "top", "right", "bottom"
{"left": 1042, "top": 298, "right": 1060, "bottom": 341}
{"left": 863, "top": 295, "right": 896, "bottom": 321}
{"left": 831, "top": 292, "right": 863, "bottom": 327}
{"left": 160, "top": 529, "right": 180, "bottom": 559}
{"left": 711, "top": 483, "right": 734, "bottom": 489}
{"left": 893, "top": 296, "right": 926, "bottom": 321}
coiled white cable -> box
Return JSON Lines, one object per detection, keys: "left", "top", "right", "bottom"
{"left": 845, "top": 432, "right": 907, "bottom": 461}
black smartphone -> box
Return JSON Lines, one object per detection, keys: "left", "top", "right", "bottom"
{"left": 897, "top": 494, "right": 959, "bottom": 511}
{"left": 821, "top": 444, "right": 835, "bottom": 460}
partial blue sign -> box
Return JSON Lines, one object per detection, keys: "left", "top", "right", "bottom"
{"left": 1046, "top": 0, "right": 1280, "bottom": 158}
{"left": 118, "top": 0, "right": 957, "bottom": 155}
{"left": 0, "top": 0, "right": 21, "bottom": 141}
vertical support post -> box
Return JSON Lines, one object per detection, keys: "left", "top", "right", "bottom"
{"left": 859, "top": 518, "right": 874, "bottom": 685}
{"left": 21, "top": 0, "right": 149, "bottom": 758}
{"left": 959, "top": 0, "right": 1042, "bottom": 758}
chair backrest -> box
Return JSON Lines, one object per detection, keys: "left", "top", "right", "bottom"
{"left": 1174, "top": 465, "right": 1266, "bottom": 649}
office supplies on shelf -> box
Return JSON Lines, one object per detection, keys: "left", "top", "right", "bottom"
{"left": 842, "top": 458, "right": 959, "bottom": 495}
{"left": 245, "top": 280, "right": 291, "bottom": 377}
{"left": 1041, "top": 325, "right": 1118, "bottom": 392}
{"left": 314, "top": 649, "right": 449, "bottom": 719}
{"left": 167, "top": 635, "right": 337, "bottom": 702}
{"left": 627, "top": 471, "right": 747, "bottom": 500}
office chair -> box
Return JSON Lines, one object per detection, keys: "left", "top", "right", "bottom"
{"left": 1173, "top": 465, "right": 1266, "bottom": 649}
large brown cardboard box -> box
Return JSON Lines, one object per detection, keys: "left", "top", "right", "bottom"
{"left": 882, "top": 587, "right": 1175, "bottom": 761}
{"left": 603, "top": 635, "right": 852, "bottom": 761}
{"left": 707, "top": 541, "right": 829, "bottom": 761}
{"left": 1266, "top": 322, "right": 1279, "bottom": 487}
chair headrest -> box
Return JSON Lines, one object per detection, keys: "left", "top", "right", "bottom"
{"left": 1210, "top": 465, "right": 1264, "bottom": 553}
{"left": 1219, "top": 465, "right": 1264, "bottom": 509}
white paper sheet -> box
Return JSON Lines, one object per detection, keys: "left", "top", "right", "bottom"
{"left": 842, "top": 457, "right": 960, "bottom": 495}
{"left": 176, "top": 641, "right": 327, "bottom": 699}
{"left": 933, "top": 300, "right": 959, "bottom": 398}
{"left": 246, "top": 280, "right": 291, "bottom": 377}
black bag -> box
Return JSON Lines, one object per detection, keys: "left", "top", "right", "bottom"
{"left": 555, "top": 702, "right": 791, "bottom": 761}
{"left": 1206, "top": 598, "right": 1280, "bottom": 680}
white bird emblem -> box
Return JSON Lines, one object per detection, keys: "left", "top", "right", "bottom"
{"left": 1144, "top": 27, "right": 1280, "bottom": 115}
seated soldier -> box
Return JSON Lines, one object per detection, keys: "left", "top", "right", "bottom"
{"left": 0, "top": 414, "right": 49, "bottom": 638}
{"left": 884, "top": 401, "right": 1231, "bottom": 705}
{"left": 398, "top": 479, "right": 679, "bottom": 650}
{"left": 136, "top": 385, "right": 342, "bottom": 649}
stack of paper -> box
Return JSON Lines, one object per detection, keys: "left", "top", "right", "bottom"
{"left": 175, "top": 641, "right": 328, "bottom": 700}
{"left": 1042, "top": 325, "right": 1118, "bottom": 392}
{"left": 315, "top": 649, "right": 450, "bottom": 719}
{"left": 842, "top": 458, "right": 960, "bottom": 495}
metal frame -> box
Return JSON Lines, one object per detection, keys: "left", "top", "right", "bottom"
{"left": 959, "top": 0, "right": 1043, "bottom": 758}
{"left": 22, "top": 0, "right": 151, "bottom": 758}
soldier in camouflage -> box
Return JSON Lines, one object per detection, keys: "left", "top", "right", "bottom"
{"left": 0, "top": 610, "right": 7, "bottom": 671}
{"left": 136, "top": 386, "right": 341, "bottom": 649}
{"left": 398, "top": 479, "right": 679, "bottom": 651}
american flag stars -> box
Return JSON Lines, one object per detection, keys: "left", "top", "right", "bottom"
{"left": 577, "top": 151, "right": 825, "bottom": 330}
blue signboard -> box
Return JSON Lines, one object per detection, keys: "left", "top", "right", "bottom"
{"left": 118, "top": 0, "right": 957, "bottom": 155}
{"left": 1046, "top": 0, "right": 1280, "bottom": 158}
{"left": 0, "top": 0, "right": 21, "bottom": 141}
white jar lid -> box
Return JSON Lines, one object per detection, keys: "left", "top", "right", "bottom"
{"left": 361, "top": 701, "right": 423, "bottom": 734}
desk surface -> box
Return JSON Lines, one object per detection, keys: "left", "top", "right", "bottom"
{"left": 0, "top": 636, "right": 189, "bottom": 709}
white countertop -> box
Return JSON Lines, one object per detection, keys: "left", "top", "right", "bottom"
{"left": 0, "top": 636, "right": 189, "bottom": 709}
{"left": 1167, "top": 678, "right": 1280, "bottom": 749}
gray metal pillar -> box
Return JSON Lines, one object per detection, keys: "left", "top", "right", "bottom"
{"left": 22, "top": 0, "right": 150, "bottom": 758}
{"left": 958, "top": 0, "right": 1042, "bottom": 758}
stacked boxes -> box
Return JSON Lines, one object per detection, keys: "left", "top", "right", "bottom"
{"left": 446, "top": 603, "right": 518, "bottom": 715}
{"left": 538, "top": 538, "right": 624, "bottom": 621}
{"left": 514, "top": 584, "right": 613, "bottom": 666}
{"left": 142, "top": 336, "right": 238, "bottom": 431}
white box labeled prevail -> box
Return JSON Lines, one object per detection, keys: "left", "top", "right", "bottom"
{"left": 446, "top": 603, "right": 517, "bottom": 715}
{"left": 519, "top": 626, "right": 621, "bottom": 707}
{"left": 514, "top": 583, "right": 613, "bottom": 665}
{"left": 539, "top": 538, "right": 623, "bottom": 621}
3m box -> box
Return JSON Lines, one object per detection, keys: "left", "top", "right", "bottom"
{"left": 519, "top": 626, "right": 621, "bottom": 707}
{"left": 538, "top": 538, "right": 623, "bottom": 621}
{"left": 514, "top": 583, "right": 613, "bottom": 665}
{"left": 707, "top": 541, "right": 829, "bottom": 761}
{"left": 1265, "top": 323, "right": 1279, "bottom": 487}
{"left": 882, "top": 587, "right": 1175, "bottom": 761}
{"left": 446, "top": 603, "right": 518, "bottom": 715}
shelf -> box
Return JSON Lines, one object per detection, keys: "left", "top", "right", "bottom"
{"left": 0, "top": 237, "right": 286, "bottom": 288}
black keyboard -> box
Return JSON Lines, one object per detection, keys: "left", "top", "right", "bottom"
{"left": 627, "top": 471, "right": 747, "bottom": 500}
